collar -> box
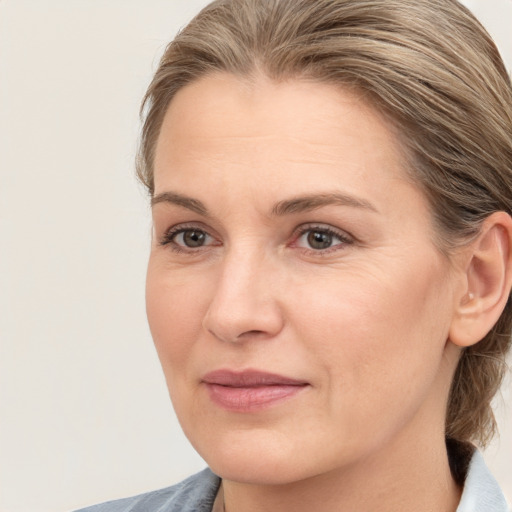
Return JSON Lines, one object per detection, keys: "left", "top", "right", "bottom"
{"left": 456, "top": 450, "right": 510, "bottom": 512}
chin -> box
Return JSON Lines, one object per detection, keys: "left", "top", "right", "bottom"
{"left": 188, "top": 427, "right": 355, "bottom": 486}
{"left": 208, "top": 455, "right": 314, "bottom": 486}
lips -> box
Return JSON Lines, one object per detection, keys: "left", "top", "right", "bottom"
{"left": 202, "top": 369, "right": 309, "bottom": 412}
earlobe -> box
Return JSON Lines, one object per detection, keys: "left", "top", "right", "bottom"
{"left": 449, "top": 211, "right": 512, "bottom": 348}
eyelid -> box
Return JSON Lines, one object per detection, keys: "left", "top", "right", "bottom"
{"left": 159, "top": 222, "right": 220, "bottom": 249}
{"left": 290, "top": 223, "right": 355, "bottom": 252}
{"left": 157, "top": 221, "right": 354, "bottom": 255}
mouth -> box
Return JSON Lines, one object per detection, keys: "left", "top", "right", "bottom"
{"left": 201, "top": 369, "right": 309, "bottom": 412}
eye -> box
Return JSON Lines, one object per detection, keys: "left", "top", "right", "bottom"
{"left": 160, "top": 226, "right": 217, "bottom": 251}
{"left": 175, "top": 229, "right": 209, "bottom": 248}
{"left": 304, "top": 230, "right": 334, "bottom": 250}
{"left": 294, "top": 225, "right": 353, "bottom": 252}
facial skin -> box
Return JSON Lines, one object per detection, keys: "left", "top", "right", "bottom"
{"left": 147, "top": 74, "right": 465, "bottom": 511}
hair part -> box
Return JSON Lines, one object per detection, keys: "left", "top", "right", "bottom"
{"left": 137, "top": 0, "right": 512, "bottom": 447}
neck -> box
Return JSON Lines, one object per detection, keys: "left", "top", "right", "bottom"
{"left": 221, "top": 430, "right": 461, "bottom": 512}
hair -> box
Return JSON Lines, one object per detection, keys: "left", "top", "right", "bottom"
{"left": 137, "top": 0, "right": 512, "bottom": 447}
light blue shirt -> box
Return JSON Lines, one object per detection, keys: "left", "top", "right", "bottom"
{"left": 74, "top": 451, "right": 510, "bottom": 512}
{"left": 457, "top": 451, "right": 510, "bottom": 512}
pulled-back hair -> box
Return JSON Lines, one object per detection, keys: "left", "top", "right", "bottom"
{"left": 137, "top": 0, "right": 512, "bottom": 447}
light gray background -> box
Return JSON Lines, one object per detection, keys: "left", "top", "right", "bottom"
{"left": 0, "top": 1, "right": 510, "bottom": 511}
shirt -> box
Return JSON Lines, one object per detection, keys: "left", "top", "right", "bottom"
{"left": 74, "top": 451, "right": 510, "bottom": 512}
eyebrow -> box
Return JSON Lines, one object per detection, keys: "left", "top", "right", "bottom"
{"left": 151, "top": 191, "right": 378, "bottom": 217}
{"left": 271, "top": 193, "right": 378, "bottom": 216}
{"left": 151, "top": 191, "right": 209, "bottom": 216}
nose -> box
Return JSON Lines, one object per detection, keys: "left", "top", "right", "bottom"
{"left": 202, "top": 251, "right": 285, "bottom": 343}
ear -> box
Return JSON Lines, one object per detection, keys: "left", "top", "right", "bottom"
{"left": 449, "top": 211, "right": 512, "bottom": 348}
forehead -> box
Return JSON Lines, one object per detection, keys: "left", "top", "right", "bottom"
{"left": 155, "top": 73, "right": 409, "bottom": 177}
{"left": 160, "top": 73, "right": 394, "bottom": 140}
{"left": 153, "top": 73, "right": 426, "bottom": 222}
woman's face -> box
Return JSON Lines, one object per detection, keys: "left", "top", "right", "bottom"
{"left": 147, "top": 74, "right": 462, "bottom": 484}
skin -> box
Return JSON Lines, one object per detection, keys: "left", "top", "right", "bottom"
{"left": 146, "top": 73, "right": 467, "bottom": 512}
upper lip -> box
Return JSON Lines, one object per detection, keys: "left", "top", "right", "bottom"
{"left": 202, "top": 369, "right": 308, "bottom": 387}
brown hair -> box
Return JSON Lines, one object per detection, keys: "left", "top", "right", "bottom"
{"left": 137, "top": 0, "right": 512, "bottom": 447}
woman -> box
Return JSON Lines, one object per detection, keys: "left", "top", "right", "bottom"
{"left": 77, "top": 0, "right": 512, "bottom": 510}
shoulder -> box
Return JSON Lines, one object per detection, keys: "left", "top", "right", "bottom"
{"left": 457, "top": 451, "right": 510, "bottom": 512}
{"left": 74, "top": 468, "right": 220, "bottom": 512}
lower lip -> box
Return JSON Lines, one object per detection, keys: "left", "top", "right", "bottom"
{"left": 204, "top": 383, "right": 307, "bottom": 412}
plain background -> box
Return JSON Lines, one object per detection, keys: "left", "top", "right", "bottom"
{"left": 0, "top": 1, "right": 511, "bottom": 511}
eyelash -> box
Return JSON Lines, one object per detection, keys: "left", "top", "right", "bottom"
{"left": 159, "top": 224, "right": 217, "bottom": 253}
{"left": 291, "top": 224, "right": 354, "bottom": 254}
{"left": 159, "top": 223, "right": 354, "bottom": 254}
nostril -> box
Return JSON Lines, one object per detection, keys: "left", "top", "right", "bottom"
{"left": 237, "top": 329, "right": 267, "bottom": 340}
{"left": 205, "top": 326, "right": 272, "bottom": 344}
{"left": 202, "top": 283, "right": 285, "bottom": 343}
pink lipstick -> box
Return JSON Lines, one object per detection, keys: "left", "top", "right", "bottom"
{"left": 202, "top": 370, "right": 308, "bottom": 412}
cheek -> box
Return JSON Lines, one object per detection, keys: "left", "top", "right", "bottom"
{"left": 145, "top": 263, "right": 209, "bottom": 371}
{"left": 290, "top": 260, "right": 453, "bottom": 406}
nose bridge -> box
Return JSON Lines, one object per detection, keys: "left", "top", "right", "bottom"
{"left": 202, "top": 242, "right": 283, "bottom": 343}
